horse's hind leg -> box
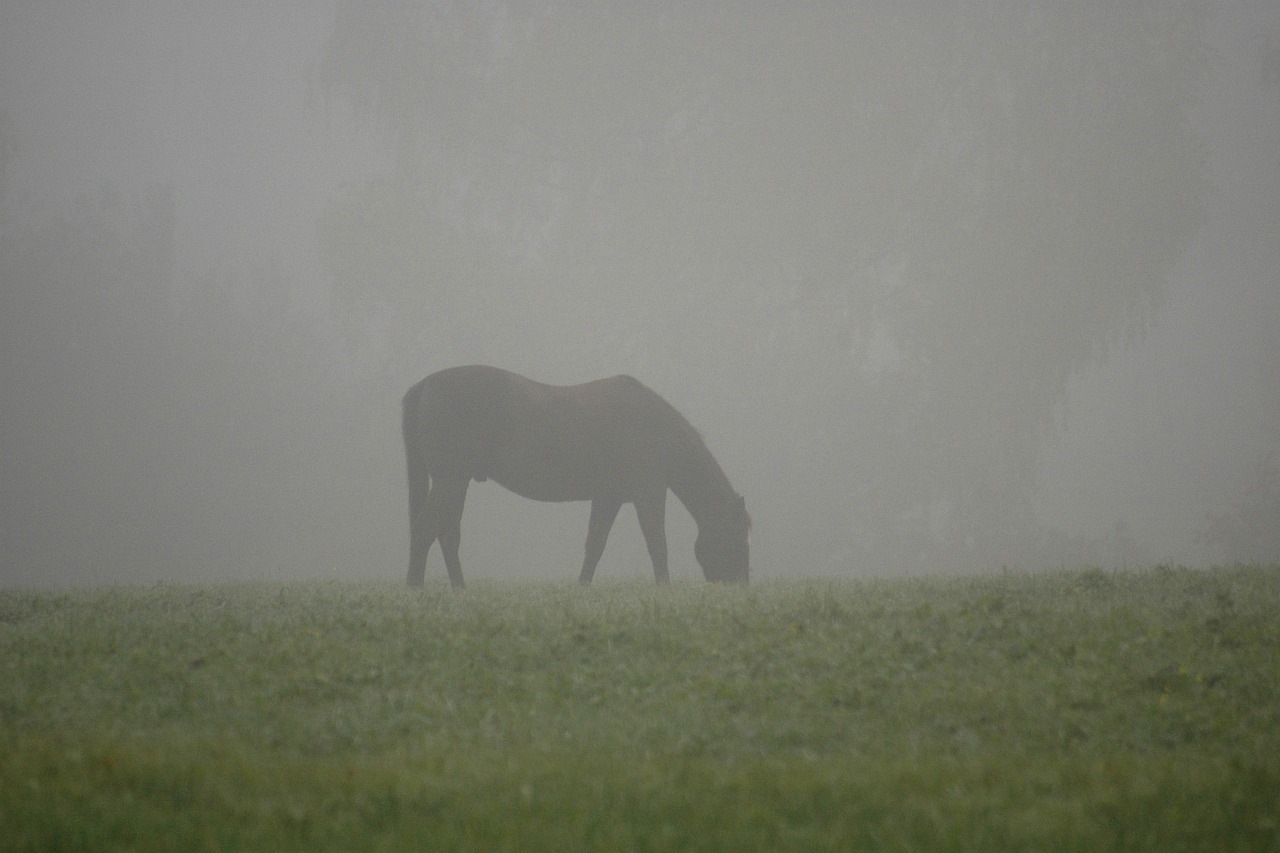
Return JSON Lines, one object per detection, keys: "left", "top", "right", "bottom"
{"left": 407, "top": 476, "right": 469, "bottom": 588}
{"left": 407, "top": 476, "right": 434, "bottom": 588}
{"left": 434, "top": 477, "right": 470, "bottom": 589}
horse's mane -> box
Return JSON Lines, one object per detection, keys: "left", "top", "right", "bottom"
{"left": 617, "top": 375, "right": 702, "bottom": 439}
{"left": 617, "top": 375, "right": 731, "bottom": 489}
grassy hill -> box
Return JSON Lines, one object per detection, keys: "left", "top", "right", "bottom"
{"left": 2, "top": 565, "right": 1277, "bottom": 851}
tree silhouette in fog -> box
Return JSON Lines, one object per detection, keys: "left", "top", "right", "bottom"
{"left": 316, "top": 2, "right": 1207, "bottom": 573}
{"left": 1203, "top": 456, "right": 1280, "bottom": 564}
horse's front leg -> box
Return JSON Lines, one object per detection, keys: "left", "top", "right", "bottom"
{"left": 634, "top": 491, "right": 669, "bottom": 584}
{"left": 579, "top": 498, "right": 622, "bottom": 585}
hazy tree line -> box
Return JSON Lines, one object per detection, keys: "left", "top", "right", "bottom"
{"left": 0, "top": 111, "right": 374, "bottom": 581}
{"left": 5, "top": 2, "right": 1268, "bottom": 585}
{"left": 312, "top": 2, "right": 1209, "bottom": 573}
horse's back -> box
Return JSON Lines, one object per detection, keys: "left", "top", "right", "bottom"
{"left": 404, "top": 366, "right": 685, "bottom": 501}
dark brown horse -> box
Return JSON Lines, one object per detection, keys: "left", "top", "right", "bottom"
{"left": 402, "top": 365, "right": 750, "bottom": 588}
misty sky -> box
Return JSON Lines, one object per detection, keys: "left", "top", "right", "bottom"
{"left": 1, "top": 2, "right": 1277, "bottom": 586}
{"left": 1037, "top": 3, "right": 1279, "bottom": 563}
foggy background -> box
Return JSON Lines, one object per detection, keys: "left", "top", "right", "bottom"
{"left": 2, "top": 2, "right": 1276, "bottom": 588}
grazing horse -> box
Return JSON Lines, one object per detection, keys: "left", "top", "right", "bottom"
{"left": 402, "top": 365, "right": 750, "bottom": 588}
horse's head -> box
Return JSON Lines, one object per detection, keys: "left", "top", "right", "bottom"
{"left": 695, "top": 494, "right": 751, "bottom": 583}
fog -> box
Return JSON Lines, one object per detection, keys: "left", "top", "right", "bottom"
{"left": 2, "top": 2, "right": 1277, "bottom": 588}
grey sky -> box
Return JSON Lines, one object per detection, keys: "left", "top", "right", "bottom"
{"left": 2, "top": 2, "right": 1276, "bottom": 585}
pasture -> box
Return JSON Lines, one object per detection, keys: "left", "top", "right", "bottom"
{"left": 2, "top": 565, "right": 1277, "bottom": 851}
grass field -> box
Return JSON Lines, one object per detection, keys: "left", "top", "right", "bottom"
{"left": 2, "top": 565, "right": 1278, "bottom": 851}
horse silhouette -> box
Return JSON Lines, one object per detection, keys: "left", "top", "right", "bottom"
{"left": 402, "top": 365, "right": 750, "bottom": 587}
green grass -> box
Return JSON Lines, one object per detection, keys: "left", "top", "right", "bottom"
{"left": 2, "top": 565, "right": 1278, "bottom": 851}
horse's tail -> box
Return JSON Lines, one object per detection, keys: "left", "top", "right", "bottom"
{"left": 402, "top": 378, "right": 432, "bottom": 525}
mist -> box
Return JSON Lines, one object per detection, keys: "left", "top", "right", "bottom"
{"left": 2, "top": 2, "right": 1276, "bottom": 588}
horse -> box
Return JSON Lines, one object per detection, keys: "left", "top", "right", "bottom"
{"left": 402, "top": 365, "right": 750, "bottom": 588}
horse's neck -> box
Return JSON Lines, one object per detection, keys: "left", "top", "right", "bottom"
{"left": 668, "top": 446, "right": 735, "bottom": 528}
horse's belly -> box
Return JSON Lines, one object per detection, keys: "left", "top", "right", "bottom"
{"left": 484, "top": 408, "right": 658, "bottom": 503}
{"left": 486, "top": 445, "right": 633, "bottom": 503}
{"left": 489, "top": 468, "right": 595, "bottom": 503}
